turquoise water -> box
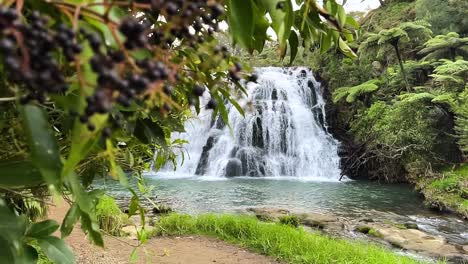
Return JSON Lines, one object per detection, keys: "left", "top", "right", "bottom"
{"left": 101, "top": 176, "right": 468, "bottom": 245}
{"left": 104, "top": 176, "right": 426, "bottom": 216}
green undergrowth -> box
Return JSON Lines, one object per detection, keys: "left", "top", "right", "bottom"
{"left": 95, "top": 195, "right": 128, "bottom": 236}
{"left": 420, "top": 164, "right": 468, "bottom": 218}
{"left": 151, "top": 213, "right": 426, "bottom": 264}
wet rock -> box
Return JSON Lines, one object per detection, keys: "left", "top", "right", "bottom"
{"left": 300, "top": 69, "right": 307, "bottom": 78}
{"left": 271, "top": 89, "right": 278, "bottom": 100}
{"left": 195, "top": 135, "right": 217, "bottom": 175}
{"left": 307, "top": 80, "right": 317, "bottom": 106}
{"left": 152, "top": 204, "right": 173, "bottom": 215}
{"left": 252, "top": 117, "right": 264, "bottom": 149}
{"left": 366, "top": 223, "right": 466, "bottom": 261}
{"left": 299, "top": 212, "right": 344, "bottom": 233}
{"left": 225, "top": 158, "right": 242, "bottom": 177}
{"left": 403, "top": 223, "right": 419, "bottom": 230}
{"left": 246, "top": 207, "right": 290, "bottom": 221}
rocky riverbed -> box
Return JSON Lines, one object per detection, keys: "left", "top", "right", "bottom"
{"left": 243, "top": 207, "right": 467, "bottom": 264}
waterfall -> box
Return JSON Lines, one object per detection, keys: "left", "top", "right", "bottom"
{"left": 158, "top": 67, "right": 342, "bottom": 181}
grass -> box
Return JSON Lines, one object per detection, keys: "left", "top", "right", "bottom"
{"left": 151, "top": 213, "right": 426, "bottom": 264}
{"left": 422, "top": 164, "right": 468, "bottom": 218}
{"left": 95, "top": 194, "right": 127, "bottom": 236}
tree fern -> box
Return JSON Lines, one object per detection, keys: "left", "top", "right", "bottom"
{"left": 398, "top": 92, "right": 435, "bottom": 103}
{"left": 418, "top": 32, "right": 468, "bottom": 61}
{"left": 430, "top": 59, "right": 468, "bottom": 87}
{"left": 333, "top": 79, "right": 380, "bottom": 103}
{"left": 359, "top": 21, "right": 432, "bottom": 90}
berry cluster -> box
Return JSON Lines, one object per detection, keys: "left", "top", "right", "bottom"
{"left": 0, "top": 1, "right": 250, "bottom": 134}
{"left": 79, "top": 0, "right": 229, "bottom": 129}
{"left": 0, "top": 8, "right": 81, "bottom": 104}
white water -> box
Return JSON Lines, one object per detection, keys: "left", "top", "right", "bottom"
{"left": 157, "top": 67, "right": 342, "bottom": 181}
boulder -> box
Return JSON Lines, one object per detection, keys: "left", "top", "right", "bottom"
{"left": 299, "top": 212, "right": 344, "bottom": 233}
{"left": 225, "top": 158, "right": 242, "bottom": 177}
{"left": 366, "top": 223, "right": 466, "bottom": 261}
{"left": 246, "top": 207, "right": 290, "bottom": 221}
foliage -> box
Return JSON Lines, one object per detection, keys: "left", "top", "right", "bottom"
{"left": 278, "top": 215, "right": 300, "bottom": 228}
{"left": 0, "top": 198, "right": 74, "bottom": 263}
{"left": 333, "top": 79, "right": 380, "bottom": 103}
{"left": 421, "top": 164, "right": 468, "bottom": 218}
{"left": 419, "top": 32, "right": 468, "bottom": 61}
{"left": 430, "top": 59, "right": 468, "bottom": 88}
{"left": 360, "top": 1, "right": 417, "bottom": 33}
{"left": 153, "top": 213, "right": 423, "bottom": 264}
{"left": 415, "top": 0, "right": 468, "bottom": 36}
{"left": 95, "top": 195, "right": 127, "bottom": 236}
{"left": 0, "top": 0, "right": 361, "bottom": 262}
{"left": 359, "top": 21, "right": 432, "bottom": 89}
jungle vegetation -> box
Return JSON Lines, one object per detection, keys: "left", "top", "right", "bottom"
{"left": 0, "top": 0, "right": 361, "bottom": 262}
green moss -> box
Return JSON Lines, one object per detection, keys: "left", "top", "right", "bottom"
{"left": 420, "top": 164, "right": 468, "bottom": 218}
{"left": 95, "top": 194, "right": 127, "bottom": 236}
{"left": 152, "top": 214, "right": 425, "bottom": 264}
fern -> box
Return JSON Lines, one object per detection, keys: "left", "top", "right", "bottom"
{"left": 399, "top": 92, "right": 435, "bottom": 103}
{"left": 333, "top": 79, "right": 380, "bottom": 103}
{"left": 419, "top": 32, "right": 468, "bottom": 60}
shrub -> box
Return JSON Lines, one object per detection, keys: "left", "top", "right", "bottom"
{"left": 95, "top": 195, "right": 127, "bottom": 236}
{"left": 278, "top": 215, "right": 300, "bottom": 228}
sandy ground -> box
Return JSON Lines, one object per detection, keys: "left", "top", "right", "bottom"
{"left": 48, "top": 201, "right": 280, "bottom": 264}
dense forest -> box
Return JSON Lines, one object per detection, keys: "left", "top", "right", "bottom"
{"left": 239, "top": 0, "right": 468, "bottom": 218}
{"left": 0, "top": 0, "right": 466, "bottom": 263}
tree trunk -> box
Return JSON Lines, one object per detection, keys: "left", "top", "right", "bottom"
{"left": 393, "top": 43, "right": 410, "bottom": 91}
{"left": 450, "top": 48, "right": 456, "bottom": 61}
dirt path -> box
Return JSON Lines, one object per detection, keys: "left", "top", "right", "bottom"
{"left": 48, "top": 201, "right": 280, "bottom": 264}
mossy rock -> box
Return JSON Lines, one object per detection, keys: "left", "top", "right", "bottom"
{"left": 355, "top": 225, "right": 372, "bottom": 234}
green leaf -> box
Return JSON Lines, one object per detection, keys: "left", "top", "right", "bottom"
{"left": 134, "top": 119, "right": 167, "bottom": 147}
{"left": 80, "top": 212, "right": 104, "bottom": 247}
{"left": 26, "top": 220, "right": 60, "bottom": 238}
{"left": 61, "top": 204, "right": 81, "bottom": 238}
{"left": 21, "top": 104, "right": 62, "bottom": 187}
{"left": 0, "top": 237, "right": 14, "bottom": 263}
{"left": 128, "top": 195, "right": 139, "bottom": 217}
{"left": 37, "top": 236, "right": 75, "bottom": 264}
{"left": 259, "top": 0, "right": 294, "bottom": 53}
{"left": 320, "top": 32, "right": 332, "bottom": 53}
{"left": 0, "top": 160, "right": 43, "bottom": 188}
{"left": 62, "top": 114, "right": 107, "bottom": 179}
{"left": 21, "top": 245, "right": 39, "bottom": 264}
{"left": 336, "top": 4, "right": 346, "bottom": 28}
{"left": 346, "top": 16, "right": 359, "bottom": 29}
{"left": 338, "top": 38, "right": 357, "bottom": 58}
{"left": 288, "top": 30, "right": 299, "bottom": 65}
{"left": 226, "top": 0, "right": 254, "bottom": 49}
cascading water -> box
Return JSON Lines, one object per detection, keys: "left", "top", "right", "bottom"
{"left": 159, "top": 67, "right": 342, "bottom": 181}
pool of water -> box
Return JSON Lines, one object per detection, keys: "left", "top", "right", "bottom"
{"left": 100, "top": 175, "right": 467, "bottom": 245}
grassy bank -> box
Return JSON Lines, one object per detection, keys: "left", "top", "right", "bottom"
{"left": 418, "top": 164, "right": 468, "bottom": 218}
{"left": 152, "top": 213, "right": 426, "bottom": 264}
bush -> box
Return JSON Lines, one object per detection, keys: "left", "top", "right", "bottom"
{"left": 95, "top": 195, "right": 127, "bottom": 236}
{"left": 278, "top": 215, "right": 300, "bottom": 228}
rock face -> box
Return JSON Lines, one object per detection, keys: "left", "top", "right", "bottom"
{"left": 195, "top": 135, "right": 217, "bottom": 175}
